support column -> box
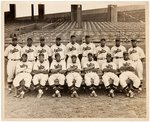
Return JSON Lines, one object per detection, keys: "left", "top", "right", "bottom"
{"left": 31, "top": 4, "right": 34, "bottom": 21}
{"left": 9, "top": 4, "right": 16, "bottom": 20}
{"left": 107, "top": 5, "right": 117, "bottom": 22}
{"left": 38, "top": 4, "right": 45, "bottom": 20}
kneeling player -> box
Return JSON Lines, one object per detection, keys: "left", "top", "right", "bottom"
{"left": 13, "top": 53, "right": 32, "bottom": 98}
{"left": 32, "top": 53, "right": 49, "bottom": 98}
{"left": 66, "top": 55, "right": 82, "bottom": 97}
{"left": 83, "top": 53, "right": 100, "bottom": 97}
{"left": 48, "top": 53, "right": 66, "bottom": 97}
{"left": 102, "top": 53, "right": 119, "bottom": 98}
{"left": 119, "top": 52, "right": 141, "bottom": 98}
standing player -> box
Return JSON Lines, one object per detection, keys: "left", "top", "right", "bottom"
{"left": 111, "top": 38, "right": 126, "bottom": 68}
{"left": 13, "top": 53, "right": 32, "bottom": 98}
{"left": 36, "top": 37, "right": 51, "bottom": 63}
{"left": 128, "top": 39, "right": 145, "bottom": 90}
{"left": 48, "top": 53, "right": 66, "bottom": 98}
{"left": 96, "top": 38, "right": 110, "bottom": 69}
{"left": 102, "top": 53, "right": 120, "bottom": 98}
{"left": 21, "top": 37, "right": 37, "bottom": 66}
{"left": 119, "top": 52, "right": 141, "bottom": 98}
{"left": 51, "top": 37, "right": 66, "bottom": 61}
{"left": 32, "top": 53, "right": 49, "bottom": 98}
{"left": 66, "top": 35, "right": 81, "bottom": 64}
{"left": 5, "top": 37, "right": 22, "bottom": 93}
{"left": 81, "top": 35, "right": 96, "bottom": 65}
{"left": 66, "top": 55, "right": 82, "bottom": 97}
{"left": 83, "top": 53, "right": 100, "bottom": 97}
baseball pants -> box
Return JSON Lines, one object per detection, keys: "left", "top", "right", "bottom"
{"left": 133, "top": 59, "right": 143, "bottom": 80}
{"left": 84, "top": 72, "right": 100, "bottom": 86}
{"left": 48, "top": 73, "right": 65, "bottom": 86}
{"left": 66, "top": 72, "right": 82, "bottom": 87}
{"left": 33, "top": 74, "right": 48, "bottom": 86}
{"left": 119, "top": 71, "right": 141, "bottom": 88}
{"left": 102, "top": 72, "right": 119, "bottom": 87}
{"left": 7, "top": 60, "right": 19, "bottom": 83}
{"left": 13, "top": 73, "right": 32, "bottom": 88}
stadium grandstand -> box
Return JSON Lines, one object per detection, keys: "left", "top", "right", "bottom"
{"left": 4, "top": 4, "right": 145, "bottom": 48}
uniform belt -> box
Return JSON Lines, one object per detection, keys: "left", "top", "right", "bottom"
{"left": 114, "top": 57, "right": 123, "bottom": 59}
{"left": 10, "top": 59, "right": 20, "bottom": 61}
{"left": 28, "top": 60, "right": 35, "bottom": 62}
{"left": 98, "top": 58, "right": 106, "bottom": 60}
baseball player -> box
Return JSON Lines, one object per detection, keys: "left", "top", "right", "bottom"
{"left": 48, "top": 53, "right": 66, "bottom": 98}
{"left": 51, "top": 37, "right": 66, "bottom": 61}
{"left": 21, "top": 37, "right": 37, "bottom": 66}
{"left": 66, "top": 55, "right": 82, "bottom": 97}
{"left": 4, "top": 37, "right": 22, "bottom": 93}
{"left": 32, "top": 53, "right": 49, "bottom": 98}
{"left": 119, "top": 52, "right": 141, "bottom": 98}
{"left": 81, "top": 35, "right": 96, "bottom": 66}
{"left": 83, "top": 53, "right": 100, "bottom": 97}
{"left": 96, "top": 38, "right": 110, "bottom": 69}
{"left": 66, "top": 35, "right": 81, "bottom": 64}
{"left": 111, "top": 38, "right": 126, "bottom": 68}
{"left": 102, "top": 53, "right": 120, "bottom": 98}
{"left": 128, "top": 39, "right": 145, "bottom": 90}
{"left": 36, "top": 37, "right": 51, "bottom": 63}
{"left": 13, "top": 53, "right": 32, "bottom": 99}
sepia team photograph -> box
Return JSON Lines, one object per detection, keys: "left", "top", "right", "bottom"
{"left": 0, "top": 0, "right": 149, "bottom": 121}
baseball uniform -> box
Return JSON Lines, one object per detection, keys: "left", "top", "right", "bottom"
{"left": 5, "top": 44, "right": 22, "bottom": 83}
{"left": 32, "top": 60, "right": 49, "bottom": 86}
{"left": 48, "top": 60, "right": 66, "bottom": 86}
{"left": 96, "top": 45, "right": 110, "bottom": 69}
{"left": 102, "top": 62, "right": 119, "bottom": 87}
{"left": 51, "top": 44, "right": 66, "bottom": 61}
{"left": 21, "top": 45, "right": 37, "bottom": 65}
{"left": 128, "top": 46, "right": 145, "bottom": 80}
{"left": 83, "top": 60, "right": 100, "bottom": 86}
{"left": 81, "top": 43, "right": 96, "bottom": 65}
{"left": 13, "top": 61, "right": 32, "bottom": 88}
{"left": 66, "top": 61, "right": 82, "bottom": 87}
{"left": 111, "top": 45, "right": 126, "bottom": 68}
{"left": 36, "top": 44, "right": 51, "bottom": 62}
{"left": 66, "top": 42, "right": 81, "bottom": 64}
{"left": 119, "top": 59, "right": 141, "bottom": 89}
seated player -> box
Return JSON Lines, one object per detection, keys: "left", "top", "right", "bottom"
{"left": 102, "top": 53, "right": 119, "bottom": 98}
{"left": 83, "top": 53, "right": 100, "bottom": 97}
{"left": 66, "top": 55, "right": 82, "bottom": 97}
{"left": 119, "top": 51, "right": 141, "bottom": 98}
{"left": 48, "top": 53, "right": 66, "bottom": 98}
{"left": 32, "top": 53, "right": 49, "bottom": 98}
{"left": 13, "top": 53, "right": 32, "bottom": 99}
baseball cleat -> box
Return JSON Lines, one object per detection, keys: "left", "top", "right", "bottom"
{"left": 129, "top": 90, "right": 134, "bottom": 98}
{"left": 73, "top": 91, "right": 79, "bottom": 98}
{"left": 90, "top": 90, "right": 97, "bottom": 97}
{"left": 20, "top": 91, "right": 25, "bottom": 99}
{"left": 138, "top": 87, "right": 142, "bottom": 91}
{"left": 52, "top": 93, "right": 56, "bottom": 98}
{"left": 126, "top": 92, "right": 130, "bottom": 97}
{"left": 71, "top": 93, "right": 74, "bottom": 98}
{"left": 109, "top": 89, "right": 115, "bottom": 98}
{"left": 37, "top": 90, "right": 43, "bottom": 98}
{"left": 8, "top": 88, "right": 12, "bottom": 94}
{"left": 57, "top": 92, "right": 61, "bottom": 98}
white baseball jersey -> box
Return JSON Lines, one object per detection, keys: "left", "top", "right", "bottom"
{"left": 21, "top": 45, "right": 37, "bottom": 61}
{"left": 16, "top": 61, "right": 32, "bottom": 74}
{"left": 50, "top": 60, "right": 66, "bottom": 70}
{"left": 83, "top": 60, "right": 99, "bottom": 69}
{"left": 96, "top": 45, "right": 110, "bottom": 59}
{"left": 128, "top": 46, "right": 145, "bottom": 61}
{"left": 66, "top": 42, "right": 81, "bottom": 57}
{"left": 102, "top": 62, "right": 117, "bottom": 71}
{"left": 5, "top": 44, "right": 22, "bottom": 60}
{"left": 67, "top": 61, "right": 81, "bottom": 70}
{"left": 33, "top": 60, "right": 49, "bottom": 72}
{"left": 36, "top": 45, "right": 51, "bottom": 60}
{"left": 51, "top": 44, "right": 66, "bottom": 60}
{"left": 111, "top": 45, "right": 126, "bottom": 58}
{"left": 119, "top": 59, "right": 135, "bottom": 70}
{"left": 81, "top": 43, "right": 96, "bottom": 57}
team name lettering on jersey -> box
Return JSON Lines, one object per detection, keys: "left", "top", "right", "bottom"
{"left": 10, "top": 48, "right": 19, "bottom": 54}
{"left": 69, "top": 46, "right": 76, "bottom": 51}
{"left": 106, "top": 64, "right": 113, "bottom": 69}
{"left": 38, "top": 65, "right": 45, "bottom": 70}
{"left": 54, "top": 48, "right": 62, "bottom": 52}
{"left": 87, "top": 63, "right": 94, "bottom": 67}
{"left": 54, "top": 64, "right": 62, "bottom": 69}
{"left": 38, "top": 49, "right": 46, "bottom": 53}
{"left": 83, "top": 46, "right": 91, "bottom": 51}
{"left": 20, "top": 64, "right": 28, "bottom": 68}
{"left": 25, "top": 49, "right": 34, "bottom": 53}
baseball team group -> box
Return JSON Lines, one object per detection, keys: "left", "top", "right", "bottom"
{"left": 4, "top": 35, "right": 145, "bottom": 99}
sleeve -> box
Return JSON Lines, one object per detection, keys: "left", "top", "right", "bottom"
{"left": 50, "top": 46, "right": 54, "bottom": 57}
{"left": 16, "top": 62, "right": 22, "bottom": 74}
{"left": 62, "top": 61, "right": 66, "bottom": 70}
{"left": 118, "top": 61, "right": 123, "bottom": 69}
{"left": 34, "top": 46, "right": 37, "bottom": 57}
{"left": 123, "top": 46, "right": 127, "bottom": 52}
{"left": 77, "top": 44, "right": 82, "bottom": 55}
{"left": 50, "top": 61, "right": 55, "bottom": 69}
{"left": 35, "top": 46, "right": 39, "bottom": 57}
{"left": 83, "top": 62, "right": 87, "bottom": 68}
{"left": 77, "top": 62, "right": 81, "bottom": 70}
{"left": 110, "top": 47, "right": 115, "bottom": 56}
{"left": 45, "top": 62, "right": 49, "bottom": 71}
{"left": 4, "top": 46, "right": 9, "bottom": 57}
{"left": 63, "top": 45, "right": 67, "bottom": 56}
{"left": 113, "top": 64, "right": 117, "bottom": 70}
{"left": 67, "top": 63, "right": 71, "bottom": 69}
{"left": 65, "top": 44, "right": 69, "bottom": 55}
{"left": 48, "top": 46, "right": 52, "bottom": 57}
{"left": 21, "top": 47, "right": 25, "bottom": 56}
{"left": 95, "top": 61, "right": 99, "bottom": 69}
{"left": 33, "top": 62, "right": 38, "bottom": 70}
{"left": 139, "top": 48, "right": 145, "bottom": 59}
{"left": 25, "top": 62, "right": 32, "bottom": 73}
{"left": 130, "top": 61, "right": 136, "bottom": 69}
{"left": 80, "top": 44, "right": 83, "bottom": 55}
{"left": 93, "top": 44, "right": 96, "bottom": 54}
{"left": 101, "top": 63, "right": 106, "bottom": 70}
